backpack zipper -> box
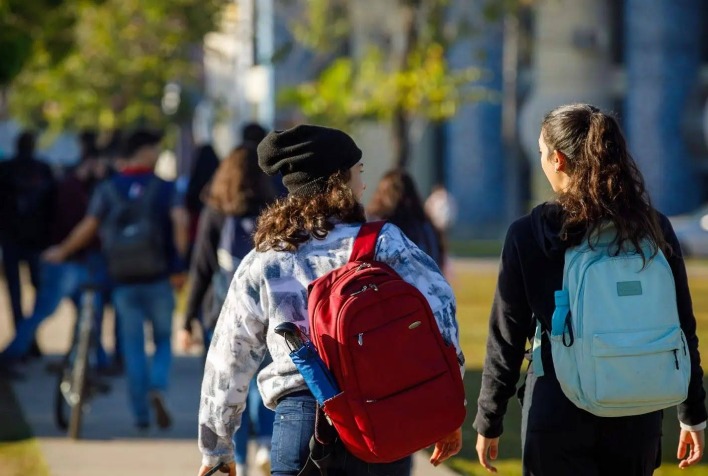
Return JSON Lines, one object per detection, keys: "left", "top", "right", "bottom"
{"left": 673, "top": 349, "right": 679, "bottom": 370}
{"left": 351, "top": 283, "right": 378, "bottom": 296}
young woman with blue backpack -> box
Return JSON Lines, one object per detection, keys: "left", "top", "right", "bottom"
{"left": 474, "top": 104, "right": 706, "bottom": 474}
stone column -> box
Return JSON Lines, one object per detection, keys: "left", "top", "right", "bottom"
{"left": 446, "top": 1, "right": 505, "bottom": 239}
{"left": 625, "top": 0, "right": 703, "bottom": 215}
{"left": 518, "top": 0, "right": 613, "bottom": 203}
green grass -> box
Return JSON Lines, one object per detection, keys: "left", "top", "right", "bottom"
{"left": 0, "top": 379, "right": 47, "bottom": 476}
{"left": 0, "top": 441, "right": 49, "bottom": 476}
{"left": 448, "top": 260, "right": 708, "bottom": 474}
{"left": 449, "top": 240, "right": 503, "bottom": 258}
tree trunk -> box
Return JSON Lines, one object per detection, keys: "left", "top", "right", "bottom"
{"left": 391, "top": 1, "right": 419, "bottom": 169}
{"left": 393, "top": 110, "right": 410, "bottom": 168}
{"left": 0, "top": 87, "right": 8, "bottom": 120}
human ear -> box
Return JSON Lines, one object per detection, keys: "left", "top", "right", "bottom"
{"left": 553, "top": 150, "right": 567, "bottom": 173}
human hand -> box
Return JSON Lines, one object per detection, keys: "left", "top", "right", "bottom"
{"left": 430, "top": 427, "right": 462, "bottom": 466}
{"left": 678, "top": 428, "right": 704, "bottom": 469}
{"left": 475, "top": 434, "right": 499, "bottom": 473}
{"left": 170, "top": 272, "right": 187, "bottom": 290}
{"left": 197, "top": 461, "right": 235, "bottom": 476}
{"left": 178, "top": 329, "right": 193, "bottom": 352}
{"left": 42, "top": 246, "right": 66, "bottom": 264}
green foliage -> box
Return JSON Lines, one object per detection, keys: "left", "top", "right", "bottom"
{"left": 8, "top": 0, "right": 226, "bottom": 131}
{"left": 280, "top": 0, "right": 494, "bottom": 156}
{"left": 0, "top": 0, "right": 87, "bottom": 85}
{"left": 279, "top": 44, "right": 488, "bottom": 132}
{"left": 290, "top": 0, "right": 350, "bottom": 54}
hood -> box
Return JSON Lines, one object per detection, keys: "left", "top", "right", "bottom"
{"left": 530, "top": 202, "right": 586, "bottom": 260}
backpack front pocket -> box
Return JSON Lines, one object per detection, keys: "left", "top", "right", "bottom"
{"left": 592, "top": 327, "right": 689, "bottom": 406}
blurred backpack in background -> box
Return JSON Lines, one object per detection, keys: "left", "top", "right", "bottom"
{"left": 101, "top": 178, "right": 167, "bottom": 282}
{"left": 212, "top": 215, "right": 257, "bottom": 311}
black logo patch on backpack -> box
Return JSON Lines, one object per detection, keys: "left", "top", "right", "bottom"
{"left": 101, "top": 178, "right": 167, "bottom": 282}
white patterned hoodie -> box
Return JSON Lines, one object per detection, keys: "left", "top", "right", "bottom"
{"left": 198, "top": 222, "right": 464, "bottom": 466}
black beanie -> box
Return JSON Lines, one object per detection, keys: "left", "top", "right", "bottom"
{"left": 257, "top": 124, "right": 362, "bottom": 196}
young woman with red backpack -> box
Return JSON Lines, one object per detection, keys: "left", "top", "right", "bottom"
{"left": 196, "top": 125, "right": 464, "bottom": 476}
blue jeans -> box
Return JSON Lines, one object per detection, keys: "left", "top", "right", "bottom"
{"left": 233, "top": 365, "right": 275, "bottom": 464}
{"left": 271, "top": 393, "right": 412, "bottom": 476}
{"left": 112, "top": 279, "right": 174, "bottom": 425}
{"left": 1, "top": 256, "right": 108, "bottom": 365}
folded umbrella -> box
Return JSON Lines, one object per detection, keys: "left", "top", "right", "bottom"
{"left": 275, "top": 322, "right": 339, "bottom": 405}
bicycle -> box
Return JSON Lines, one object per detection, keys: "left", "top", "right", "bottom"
{"left": 53, "top": 283, "right": 110, "bottom": 439}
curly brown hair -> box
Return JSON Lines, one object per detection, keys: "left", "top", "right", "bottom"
{"left": 542, "top": 103, "right": 668, "bottom": 260}
{"left": 254, "top": 169, "right": 366, "bottom": 252}
{"left": 204, "top": 146, "right": 276, "bottom": 216}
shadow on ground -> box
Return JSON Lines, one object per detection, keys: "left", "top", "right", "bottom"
{"left": 4, "top": 357, "right": 707, "bottom": 467}
{"left": 2, "top": 354, "right": 204, "bottom": 441}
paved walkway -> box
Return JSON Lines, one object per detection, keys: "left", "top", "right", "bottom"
{"left": 0, "top": 265, "right": 461, "bottom": 476}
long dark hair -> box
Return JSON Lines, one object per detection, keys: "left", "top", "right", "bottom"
{"left": 204, "top": 145, "right": 275, "bottom": 216}
{"left": 254, "top": 169, "right": 366, "bottom": 252}
{"left": 367, "top": 169, "right": 445, "bottom": 267}
{"left": 542, "top": 103, "right": 668, "bottom": 259}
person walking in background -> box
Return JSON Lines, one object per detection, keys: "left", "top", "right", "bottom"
{"left": 0, "top": 149, "right": 110, "bottom": 369}
{"left": 474, "top": 104, "right": 706, "bottom": 474}
{"left": 185, "top": 144, "right": 220, "bottom": 261}
{"left": 0, "top": 130, "right": 56, "bottom": 359}
{"left": 196, "top": 125, "right": 463, "bottom": 476}
{"left": 43, "top": 129, "right": 190, "bottom": 432}
{"left": 424, "top": 184, "right": 457, "bottom": 234}
{"left": 241, "top": 122, "right": 289, "bottom": 197}
{"left": 180, "top": 145, "right": 276, "bottom": 476}
{"left": 367, "top": 169, "right": 446, "bottom": 271}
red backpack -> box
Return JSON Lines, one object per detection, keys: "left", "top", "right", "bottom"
{"left": 308, "top": 221, "right": 466, "bottom": 463}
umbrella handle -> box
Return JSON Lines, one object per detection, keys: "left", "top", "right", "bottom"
{"left": 274, "top": 322, "right": 306, "bottom": 350}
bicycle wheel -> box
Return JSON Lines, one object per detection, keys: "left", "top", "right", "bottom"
{"left": 54, "top": 357, "right": 72, "bottom": 430}
{"left": 67, "top": 290, "right": 95, "bottom": 439}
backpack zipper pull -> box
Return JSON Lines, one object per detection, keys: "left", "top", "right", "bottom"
{"left": 357, "top": 263, "right": 372, "bottom": 271}
{"left": 358, "top": 333, "right": 364, "bottom": 346}
{"left": 351, "top": 285, "right": 368, "bottom": 296}
{"left": 673, "top": 349, "right": 679, "bottom": 370}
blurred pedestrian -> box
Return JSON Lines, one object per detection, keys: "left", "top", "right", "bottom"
{"left": 43, "top": 129, "right": 189, "bottom": 431}
{"left": 181, "top": 145, "right": 276, "bottom": 476}
{"left": 424, "top": 184, "right": 457, "bottom": 233}
{"left": 196, "top": 125, "right": 463, "bottom": 476}
{"left": 0, "top": 130, "right": 56, "bottom": 359}
{"left": 474, "top": 104, "right": 706, "bottom": 473}
{"left": 0, "top": 149, "right": 110, "bottom": 368}
{"left": 241, "top": 122, "right": 287, "bottom": 197}
{"left": 185, "top": 144, "right": 220, "bottom": 261}
{"left": 367, "top": 169, "right": 446, "bottom": 270}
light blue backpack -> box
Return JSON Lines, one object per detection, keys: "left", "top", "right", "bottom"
{"left": 532, "top": 227, "right": 690, "bottom": 417}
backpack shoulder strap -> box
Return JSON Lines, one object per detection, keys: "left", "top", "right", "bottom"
{"left": 349, "top": 221, "right": 386, "bottom": 262}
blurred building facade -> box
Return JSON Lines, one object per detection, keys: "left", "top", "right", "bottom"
{"left": 201, "top": 0, "right": 708, "bottom": 239}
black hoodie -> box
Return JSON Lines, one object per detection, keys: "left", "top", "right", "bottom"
{"left": 473, "top": 202, "right": 707, "bottom": 438}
